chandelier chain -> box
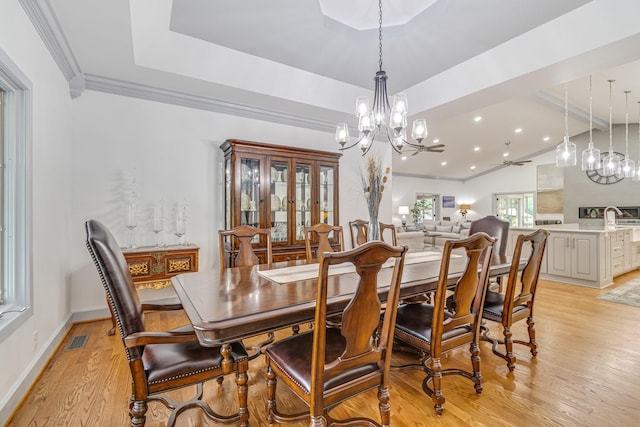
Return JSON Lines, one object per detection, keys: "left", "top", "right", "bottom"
{"left": 625, "top": 90, "right": 630, "bottom": 155}
{"left": 564, "top": 85, "right": 569, "bottom": 136}
{"left": 608, "top": 80, "right": 614, "bottom": 152}
{"left": 589, "top": 74, "right": 593, "bottom": 143}
{"left": 378, "top": 0, "right": 383, "bottom": 71}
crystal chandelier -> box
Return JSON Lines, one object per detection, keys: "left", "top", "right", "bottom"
{"left": 602, "top": 80, "right": 622, "bottom": 176}
{"left": 335, "top": 0, "right": 442, "bottom": 155}
{"left": 556, "top": 85, "right": 577, "bottom": 167}
{"left": 621, "top": 90, "right": 636, "bottom": 177}
{"left": 581, "top": 75, "right": 600, "bottom": 171}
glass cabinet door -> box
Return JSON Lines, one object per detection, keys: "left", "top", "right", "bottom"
{"left": 270, "top": 160, "right": 289, "bottom": 243}
{"left": 319, "top": 164, "right": 336, "bottom": 226}
{"left": 295, "top": 162, "right": 312, "bottom": 241}
{"left": 225, "top": 158, "right": 231, "bottom": 229}
{"left": 239, "top": 157, "right": 260, "bottom": 228}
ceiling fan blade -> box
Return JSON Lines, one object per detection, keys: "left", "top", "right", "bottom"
{"left": 411, "top": 150, "right": 420, "bottom": 156}
{"left": 513, "top": 160, "right": 533, "bottom": 165}
{"left": 425, "top": 144, "right": 445, "bottom": 152}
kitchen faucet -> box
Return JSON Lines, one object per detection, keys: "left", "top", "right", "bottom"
{"left": 603, "top": 206, "right": 622, "bottom": 227}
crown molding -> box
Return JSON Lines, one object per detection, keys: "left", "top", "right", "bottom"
{"left": 19, "top": 0, "right": 83, "bottom": 97}
{"left": 84, "top": 74, "right": 337, "bottom": 133}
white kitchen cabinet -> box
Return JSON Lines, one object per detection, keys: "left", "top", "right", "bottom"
{"left": 546, "top": 232, "right": 598, "bottom": 281}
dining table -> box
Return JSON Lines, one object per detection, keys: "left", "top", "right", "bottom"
{"left": 171, "top": 250, "right": 521, "bottom": 364}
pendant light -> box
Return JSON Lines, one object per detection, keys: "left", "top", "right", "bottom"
{"left": 556, "top": 85, "right": 577, "bottom": 167}
{"left": 633, "top": 101, "right": 640, "bottom": 181}
{"left": 581, "top": 75, "right": 601, "bottom": 170}
{"left": 602, "top": 80, "right": 622, "bottom": 176}
{"left": 621, "top": 90, "right": 636, "bottom": 177}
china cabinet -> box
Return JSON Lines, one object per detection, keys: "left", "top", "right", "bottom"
{"left": 220, "top": 139, "right": 341, "bottom": 262}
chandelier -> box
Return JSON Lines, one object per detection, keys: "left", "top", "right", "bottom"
{"left": 555, "top": 85, "right": 577, "bottom": 167}
{"left": 335, "top": 0, "right": 442, "bottom": 155}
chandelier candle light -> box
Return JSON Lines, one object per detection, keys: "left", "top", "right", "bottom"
{"left": 621, "top": 90, "right": 635, "bottom": 178}
{"left": 581, "top": 75, "right": 601, "bottom": 171}
{"left": 603, "top": 80, "right": 622, "bottom": 176}
{"left": 335, "top": 0, "right": 442, "bottom": 155}
{"left": 556, "top": 85, "right": 577, "bottom": 167}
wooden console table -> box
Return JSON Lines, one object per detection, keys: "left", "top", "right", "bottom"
{"left": 122, "top": 244, "right": 199, "bottom": 290}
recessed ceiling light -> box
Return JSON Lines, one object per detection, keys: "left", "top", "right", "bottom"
{"left": 474, "top": 116, "right": 482, "bottom": 122}
{"left": 515, "top": 128, "right": 523, "bottom": 133}
{"left": 433, "top": 138, "right": 440, "bottom": 143}
{"left": 473, "top": 146, "right": 480, "bottom": 152}
{"left": 441, "top": 161, "right": 447, "bottom": 166}
{"left": 401, "top": 155, "right": 407, "bottom": 160}
{"left": 543, "top": 136, "right": 550, "bottom": 142}
{"left": 470, "top": 165, "right": 476, "bottom": 170}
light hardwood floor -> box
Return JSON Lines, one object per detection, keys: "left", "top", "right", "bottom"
{"left": 6, "top": 273, "right": 640, "bottom": 426}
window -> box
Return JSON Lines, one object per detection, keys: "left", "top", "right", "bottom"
{"left": 413, "top": 193, "right": 439, "bottom": 222}
{"left": 0, "top": 47, "right": 33, "bottom": 341}
{"left": 495, "top": 192, "right": 534, "bottom": 228}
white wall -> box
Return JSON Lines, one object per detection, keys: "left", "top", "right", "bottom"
{"left": 69, "top": 91, "right": 379, "bottom": 313}
{"left": 0, "top": 0, "right": 74, "bottom": 418}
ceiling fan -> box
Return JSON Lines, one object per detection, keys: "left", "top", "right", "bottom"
{"left": 409, "top": 142, "right": 446, "bottom": 156}
{"left": 498, "top": 141, "right": 532, "bottom": 166}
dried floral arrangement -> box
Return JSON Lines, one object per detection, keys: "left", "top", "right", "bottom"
{"left": 360, "top": 156, "right": 390, "bottom": 238}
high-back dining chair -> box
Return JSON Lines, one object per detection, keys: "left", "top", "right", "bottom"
{"left": 348, "top": 219, "right": 369, "bottom": 248}
{"left": 394, "top": 232, "right": 496, "bottom": 416}
{"left": 379, "top": 221, "right": 397, "bottom": 245}
{"left": 85, "top": 220, "right": 249, "bottom": 427}
{"left": 469, "top": 215, "right": 509, "bottom": 257}
{"left": 265, "top": 241, "right": 407, "bottom": 426}
{"left": 469, "top": 215, "right": 510, "bottom": 294}
{"left": 304, "top": 223, "right": 344, "bottom": 260}
{"left": 219, "top": 224, "right": 272, "bottom": 268}
{"left": 481, "top": 229, "right": 549, "bottom": 371}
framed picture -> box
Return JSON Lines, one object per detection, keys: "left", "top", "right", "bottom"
{"left": 442, "top": 196, "right": 456, "bottom": 208}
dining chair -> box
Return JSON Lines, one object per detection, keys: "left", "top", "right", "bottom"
{"left": 304, "top": 223, "right": 344, "bottom": 260}
{"left": 219, "top": 224, "right": 272, "bottom": 268}
{"left": 86, "top": 220, "right": 250, "bottom": 427}
{"left": 265, "top": 241, "right": 408, "bottom": 426}
{"left": 379, "top": 221, "right": 397, "bottom": 245}
{"left": 348, "top": 219, "right": 369, "bottom": 248}
{"left": 481, "top": 229, "right": 549, "bottom": 371}
{"left": 393, "top": 232, "right": 496, "bottom": 416}
{"left": 469, "top": 215, "right": 510, "bottom": 295}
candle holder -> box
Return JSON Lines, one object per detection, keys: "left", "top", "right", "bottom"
{"left": 175, "top": 205, "right": 186, "bottom": 245}
{"left": 152, "top": 205, "right": 164, "bottom": 247}
{"left": 126, "top": 202, "right": 137, "bottom": 248}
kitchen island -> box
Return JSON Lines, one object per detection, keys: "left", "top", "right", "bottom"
{"left": 508, "top": 223, "right": 640, "bottom": 289}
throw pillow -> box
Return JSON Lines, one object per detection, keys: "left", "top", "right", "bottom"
{"left": 452, "top": 225, "right": 461, "bottom": 234}
{"left": 436, "top": 225, "right": 453, "bottom": 232}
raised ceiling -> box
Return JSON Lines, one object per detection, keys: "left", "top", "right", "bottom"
{"left": 38, "top": 0, "right": 640, "bottom": 180}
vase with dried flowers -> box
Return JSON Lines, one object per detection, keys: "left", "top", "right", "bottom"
{"left": 361, "top": 156, "right": 390, "bottom": 240}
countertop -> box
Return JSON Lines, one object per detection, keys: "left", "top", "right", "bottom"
{"left": 512, "top": 223, "right": 640, "bottom": 240}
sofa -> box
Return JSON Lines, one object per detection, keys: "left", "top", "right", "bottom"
{"left": 397, "top": 220, "right": 471, "bottom": 250}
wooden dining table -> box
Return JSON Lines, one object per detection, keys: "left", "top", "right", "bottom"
{"left": 171, "top": 250, "right": 520, "bottom": 362}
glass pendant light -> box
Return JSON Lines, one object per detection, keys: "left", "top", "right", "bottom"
{"left": 621, "top": 90, "right": 636, "bottom": 178}
{"left": 633, "top": 101, "right": 640, "bottom": 181}
{"left": 556, "top": 85, "right": 577, "bottom": 167}
{"left": 581, "top": 75, "right": 601, "bottom": 170}
{"left": 602, "top": 80, "right": 622, "bottom": 176}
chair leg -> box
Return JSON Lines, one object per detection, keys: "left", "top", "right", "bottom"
{"left": 378, "top": 385, "right": 391, "bottom": 426}
{"left": 266, "top": 365, "right": 277, "bottom": 426}
{"left": 129, "top": 399, "right": 147, "bottom": 427}
{"left": 527, "top": 316, "right": 538, "bottom": 356}
{"left": 469, "top": 341, "right": 483, "bottom": 394}
{"left": 423, "top": 357, "right": 445, "bottom": 416}
{"left": 502, "top": 326, "right": 516, "bottom": 372}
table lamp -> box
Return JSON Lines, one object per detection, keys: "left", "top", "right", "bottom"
{"left": 459, "top": 204, "right": 471, "bottom": 221}
{"left": 398, "top": 206, "right": 410, "bottom": 227}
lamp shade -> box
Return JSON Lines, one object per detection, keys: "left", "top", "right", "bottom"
{"left": 398, "top": 206, "right": 410, "bottom": 215}
{"left": 458, "top": 204, "right": 471, "bottom": 210}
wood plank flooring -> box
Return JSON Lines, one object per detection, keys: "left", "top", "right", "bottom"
{"left": 6, "top": 273, "right": 640, "bottom": 426}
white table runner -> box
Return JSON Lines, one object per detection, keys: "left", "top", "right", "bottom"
{"left": 258, "top": 251, "right": 449, "bottom": 284}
